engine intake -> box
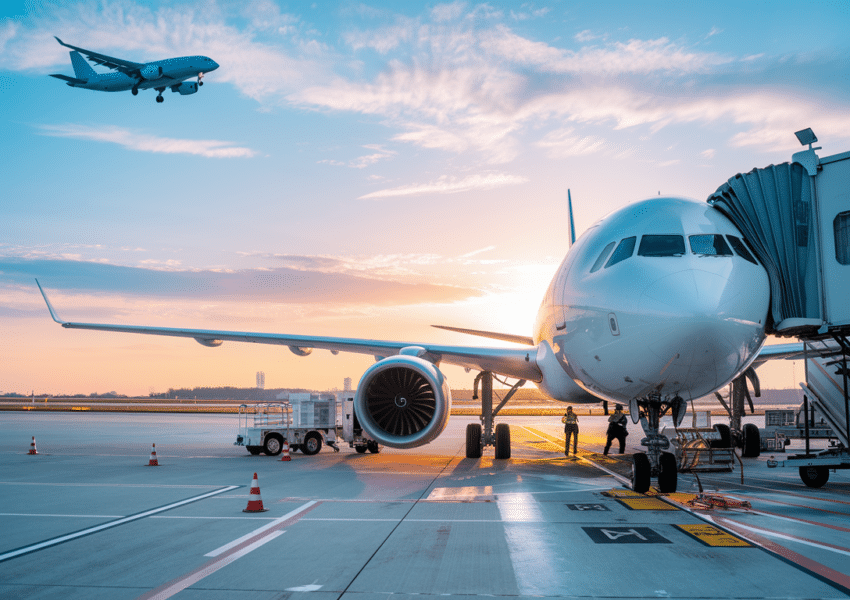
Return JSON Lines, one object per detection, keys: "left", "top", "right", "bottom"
{"left": 354, "top": 355, "right": 451, "bottom": 449}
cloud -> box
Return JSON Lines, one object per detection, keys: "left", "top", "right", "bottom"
{"left": 0, "top": 258, "right": 482, "bottom": 307}
{"left": 358, "top": 172, "right": 528, "bottom": 199}
{"left": 37, "top": 124, "right": 257, "bottom": 158}
{"left": 536, "top": 127, "right": 606, "bottom": 158}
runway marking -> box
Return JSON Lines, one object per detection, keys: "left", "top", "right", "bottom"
{"left": 673, "top": 524, "right": 752, "bottom": 547}
{"left": 0, "top": 513, "right": 123, "bottom": 518}
{"left": 711, "top": 517, "right": 850, "bottom": 557}
{"left": 204, "top": 500, "right": 318, "bottom": 557}
{"left": 0, "top": 486, "right": 238, "bottom": 563}
{"left": 708, "top": 515, "right": 850, "bottom": 594}
{"left": 617, "top": 497, "right": 679, "bottom": 510}
{"left": 729, "top": 492, "right": 850, "bottom": 518}
{"left": 693, "top": 475, "right": 850, "bottom": 505}
{"left": 743, "top": 506, "right": 850, "bottom": 532}
{"left": 0, "top": 481, "right": 220, "bottom": 488}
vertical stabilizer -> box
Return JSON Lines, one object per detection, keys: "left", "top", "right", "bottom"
{"left": 69, "top": 51, "right": 96, "bottom": 80}
{"left": 567, "top": 189, "right": 576, "bottom": 247}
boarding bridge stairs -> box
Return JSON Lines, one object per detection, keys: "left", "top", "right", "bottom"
{"left": 801, "top": 339, "right": 850, "bottom": 448}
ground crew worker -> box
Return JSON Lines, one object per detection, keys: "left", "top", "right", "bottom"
{"left": 604, "top": 404, "right": 628, "bottom": 455}
{"left": 562, "top": 406, "right": 579, "bottom": 455}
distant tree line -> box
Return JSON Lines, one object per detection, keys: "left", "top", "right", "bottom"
{"left": 149, "top": 386, "right": 314, "bottom": 400}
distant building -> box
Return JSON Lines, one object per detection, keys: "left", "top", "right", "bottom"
{"left": 256, "top": 371, "right": 265, "bottom": 389}
{"left": 343, "top": 377, "right": 352, "bottom": 391}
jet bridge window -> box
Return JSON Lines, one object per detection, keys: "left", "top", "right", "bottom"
{"left": 689, "top": 234, "right": 732, "bottom": 256}
{"left": 590, "top": 241, "right": 616, "bottom": 273}
{"left": 604, "top": 237, "right": 636, "bottom": 268}
{"left": 835, "top": 211, "right": 850, "bottom": 265}
{"left": 725, "top": 235, "right": 758, "bottom": 264}
{"left": 637, "top": 235, "right": 685, "bottom": 257}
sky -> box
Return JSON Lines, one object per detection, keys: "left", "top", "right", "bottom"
{"left": 0, "top": 0, "right": 846, "bottom": 396}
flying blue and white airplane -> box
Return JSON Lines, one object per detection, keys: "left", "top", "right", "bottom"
{"left": 49, "top": 37, "right": 219, "bottom": 103}
{"left": 36, "top": 195, "right": 806, "bottom": 493}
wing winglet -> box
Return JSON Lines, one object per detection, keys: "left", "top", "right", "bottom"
{"left": 35, "top": 279, "right": 66, "bottom": 324}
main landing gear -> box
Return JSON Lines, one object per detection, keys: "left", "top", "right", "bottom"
{"left": 155, "top": 87, "right": 165, "bottom": 103}
{"left": 465, "top": 371, "right": 525, "bottom": 460}
{"left": 131, "top": 86, "right": 138, "bottom": 96}
{"left": 629, "top": 393, "right": 685, "bottom": 493}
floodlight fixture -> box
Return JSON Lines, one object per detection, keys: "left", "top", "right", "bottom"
{"left": 794, "top": 128, "right": 818, "bottom": 147}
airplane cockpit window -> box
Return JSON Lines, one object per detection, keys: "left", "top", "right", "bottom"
{"left": 637, "top": 235, "right": 685, "bottom": 257}
{"left": 590, "top": 241, "right": 616, "bottom": 273}
{"left": 725, "top": 235, "right": 758, "bottom": 264}
{"left": 689, "top": 234, "right": 732, "bottom": 256}
{"left": 604, "top": 237, "right": 636, "bottom": 268}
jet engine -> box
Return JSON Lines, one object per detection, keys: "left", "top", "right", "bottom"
{"left": 140, "top": 64, "right": 163, "bottom": 80}
{"left": 173, "top": 82, "right": 198, "bottom": 95}
{"left": 354, "top": 355, "right": 452, "bottom": 449}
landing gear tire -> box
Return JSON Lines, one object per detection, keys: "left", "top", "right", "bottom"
{"left": 742, "top": 423, "right": 761, "bottom": 457}
{"left": 355, "top": 445, "right": 368, "bottom": 454}
{"left": 367, "top": 441, "right": 381, "bottom": 454}
{"left": 632, "top": 452, "right": 651, "bottom": 493}
{"left": 658, "top": 451, "right": 678, "bottom": 493}
{"left": 263, "top": 434, "right": 283, "bottom": 456}
{"left": 302, "top": 432, "right": 322, "bottom": 455}
{"left": 711, "top": 423, "right": 731, "bottom": 448}
{"left": 799, "top": 465, "right": 829, "bottom": 488}
{"left": 494, "top": 423, "right": 511, "bottom": 459}
{"left": 131, "top": 87, "right": 138, "bottom": 96}
{"left": 246, "top": 446, "right": 261, "bottom": 455}
{"left": 289, "top": 444, "right": 300, "bottom": 453}
{"left": 466, "top": 423, "right": 482, "bottom": 458}
{"left": 156, "top": 95, "right": 164, "bottom": 103}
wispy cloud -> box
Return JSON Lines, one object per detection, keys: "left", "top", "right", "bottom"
{"left": 37, "top": 124, "right": 257, "bottom": 158}
{"left": 358, "top": 172, "right": 528, "bottom": 199}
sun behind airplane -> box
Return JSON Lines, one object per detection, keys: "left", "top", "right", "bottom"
{"left": 49, "top": 37, "right": 219, "bottom": 103}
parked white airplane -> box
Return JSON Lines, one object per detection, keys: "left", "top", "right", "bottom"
{"left": 49, "top": 37, "right": 218, "bottom": 103}
{"left": 36, "top": 195, "right": 802, "bottom": 493}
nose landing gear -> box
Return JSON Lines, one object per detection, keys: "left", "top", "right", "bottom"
{"left": 629, "top": 393, "right": 685, "bottom": 493}
{"left": 198, "top": 72, "right": 204, "bottom": 86}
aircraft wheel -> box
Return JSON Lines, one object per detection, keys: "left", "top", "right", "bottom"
{"left": 156, "top": 95, "right": 164, "bottom": 103}
{"left": 355, "top": 445, "right": 368, "bottom": 454}
{"left": 710, "top": 423, "right": 731, "bottom": 448}
{"left": 799, "top": 466, "right": 829, "bottom": 488}
{"left": 631, "top": 452, "right": 651, "bottom": 493}
{"left": 367, "top": 441, "right": 381, "bottom": 454}
{"left": 246, "top": 446, "right": 261, "bottom": 455}
{"left": 289, "top": 444, "right": 299, "bottom": 453}
{"left": 494, "top": 423, "right": 511, "bottom": 459}
{"left": 466, "top": 423, "right": 482, "bottom": 458}
{"left": 199, "top": 81, "right": 203, "bottom": 86}
{"left": 658, "top": 451, "right": 678, "bottom": 493}
{"left": 302, "top": 432, "right": 322, "bottom": 455}
{"left": 131, "top": 87, "right": 138, "bottom": 96}
{"left": 742, "top": 424, "right": 761, "bottom": 457}
{"left": 263, "top": 434, "right": 283, "bottom": 456}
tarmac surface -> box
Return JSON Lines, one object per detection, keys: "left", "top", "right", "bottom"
{"left": 1, "top": 411, "right": 848, "bottom": 599}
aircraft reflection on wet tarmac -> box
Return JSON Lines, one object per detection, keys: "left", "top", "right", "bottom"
{"left": 1, "top": 412, "right": 848, "bottom": 599}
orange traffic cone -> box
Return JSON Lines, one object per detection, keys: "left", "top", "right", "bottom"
{"left": 147, "top": 443, "right": 159, "bottom": 466}
{"left": 243, "top": 472, "right": 268, "bottom": 512}
{"left": 280, "top": 440, "right": 291, "bottom": 462}
{"left": 28, "top": 436, "right": 38, "bottom": 455}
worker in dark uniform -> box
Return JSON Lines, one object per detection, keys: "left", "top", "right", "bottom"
{"left": 604, "top": 404, "right": 628, "bottom": 455}
{"left": 562, "top": 406, "right": 579, "bottom": 455}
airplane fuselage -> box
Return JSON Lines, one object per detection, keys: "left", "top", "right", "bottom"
{"left": 532, "top": 197, "right": 770, "bottom": 405}
{"left": 68, "top": 55, "right": 218, "bottom": 92}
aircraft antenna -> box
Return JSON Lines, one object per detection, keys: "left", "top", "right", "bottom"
{"left": 567, "top": 189, "right": 576, "bottom": 247}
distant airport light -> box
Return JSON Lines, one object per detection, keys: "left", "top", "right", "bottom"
{"left": 794, "top": 128, "right": 818, "bottom": 148}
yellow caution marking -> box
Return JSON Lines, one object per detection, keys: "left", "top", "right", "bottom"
{"left": 617, "top": 497, "right": 679, "bottom": 510}
{"left": 674, "top": 524, "right": 752, "bottom": 547}
{"left": 665, "top": 493, "right": 699, "bottom": 505}
{"left": 602, "top": 489, "right": 644, "bottom": 498}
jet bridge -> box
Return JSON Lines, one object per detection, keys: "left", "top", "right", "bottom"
{"left": 707, "top": 131, "right": 850, "bottom": 337}
{"left": 709, "top": 130, "right": 850, "bottom": 486}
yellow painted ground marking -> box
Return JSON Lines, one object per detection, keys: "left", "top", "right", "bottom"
{"left": 674, "top": 524, "right": 752, "bottom": 547}
{"left": 617, "top": 497, "right": 679, "bottom": 510}
{"left": 602, "top": 489, "right": 644, "bottom": 498}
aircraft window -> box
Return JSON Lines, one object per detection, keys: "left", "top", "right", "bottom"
{"left": 834, "top": 211, "right": 850, "bottom": 265}
{"left": 689, "top": 234, "right": 732, "bottom": 256}
{"left": 604, "top": 237, "right": 636, "bottom": 268}
{"left": 637, "top": 235, "right": 685, "bottom": 257}
{"left": 725, "top": 235, "right": 758, "bottom": 264}
{"left": 590, "top": 242, "right": 616, "bottom": 273}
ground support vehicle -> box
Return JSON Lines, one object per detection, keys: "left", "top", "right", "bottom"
{"left": 660, "top": 411, "right": 739, "bottom": 475}
{"left": 759, "top": 408, "right": 835, "bottom": 452}
{"left": 235, "top": 394, "right": 379, "bottom": 456}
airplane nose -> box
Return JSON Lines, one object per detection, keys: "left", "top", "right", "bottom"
{"left": 209, "top": 60, "right": 219, "bottom": 71}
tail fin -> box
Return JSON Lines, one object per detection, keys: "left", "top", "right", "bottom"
{"left": 69, "top": 51, "right": 96, "bottom": 80}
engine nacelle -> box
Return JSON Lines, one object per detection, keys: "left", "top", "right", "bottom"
{"left": 354, "top": 355, "right": 451, "bottom": 449}
{"left": 140, "top": 64, "right": 163, "bottom": 80}
{"left": 173, "top": 82, "right": 198, "bottom": 95}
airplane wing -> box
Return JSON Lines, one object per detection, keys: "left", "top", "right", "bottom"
{"left": 54, "top": 37, "right": 143, "bottom": 76}
{"left": 36, "top": 280, "right": 541, "bottom": 382}
{"left": 431, "top": 325, "right": 533, "bottom": 346}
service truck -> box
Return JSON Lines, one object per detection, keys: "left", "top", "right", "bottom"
{"left": 234, "top": 393, "right": 380, "bottom": 456}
